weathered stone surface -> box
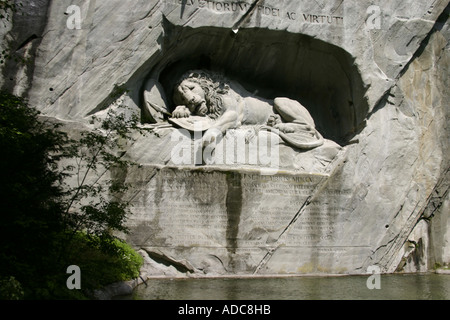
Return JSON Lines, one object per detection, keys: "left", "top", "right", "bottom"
{"left": 430, "top": 192, "right": 450, "bottom": 268}
{"left": 92, "top": 278, "right": 143, "bottom": 300}
{"left": 1, "top": 0, "right": 449, "bottom": 277}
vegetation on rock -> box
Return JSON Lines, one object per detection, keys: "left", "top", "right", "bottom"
{"left": 0, "top": 91, "right": 143, "bottom": 299}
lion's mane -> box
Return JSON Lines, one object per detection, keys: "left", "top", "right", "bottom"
{"left": 174, "top": 70, "right": 230, "bottom": 120}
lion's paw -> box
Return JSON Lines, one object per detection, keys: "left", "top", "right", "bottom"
{"left": 274, "top": 123, "right": 296, "bottom": 133}
{"left": 172, "top": 105, "right": 191, "bottom": 118}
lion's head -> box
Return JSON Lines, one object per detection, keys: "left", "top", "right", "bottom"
{"left": 173, "top": 70, "right": 229, "bottom": 119}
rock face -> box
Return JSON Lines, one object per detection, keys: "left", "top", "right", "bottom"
{"left": 1, "top": 0, "right": 449, "bottom": 276}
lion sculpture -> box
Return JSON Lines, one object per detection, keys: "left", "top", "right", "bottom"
{"left": 170, "top": 70, "right": 324, "bottom": 150}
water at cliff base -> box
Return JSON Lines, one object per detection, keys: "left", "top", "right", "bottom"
{"left": 119, "top": 274, "right": 450, "bottom": 300}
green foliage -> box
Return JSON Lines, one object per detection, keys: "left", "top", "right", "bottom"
{"left": 434, "top": 263, "right": 450, "bottom": 270}
{"left": 0, "top": 276, "right": 24, "bottom": 300}
{"left": 58, "top": 107, "right": 144, "bottom": 263}
{"left": 0, "top": 91, "right": 144, "bottom": 299}
{"left": 34, "top": 233, "right": 143, "bottom": 300}
{"left": 0, "top": 91, "right": 69, "bottom": 294}
{"left": 68, "top": 233, "right": 143, "bottom": 289}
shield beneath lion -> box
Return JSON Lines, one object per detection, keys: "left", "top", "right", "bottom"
{"left": 169, "top": 116, "right": 215, "bottom": 132}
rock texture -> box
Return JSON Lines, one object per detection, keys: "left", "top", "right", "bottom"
{"left": 1, "top": 0, "right": 449, "bottom": 276}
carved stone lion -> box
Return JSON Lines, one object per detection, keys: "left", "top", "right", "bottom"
{"left": 171, "top": 70, "right": 324, "bottom": 150}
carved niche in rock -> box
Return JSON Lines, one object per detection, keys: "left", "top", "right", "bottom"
{"left": 144, "top": 70, "right": 326, "bottom": 153}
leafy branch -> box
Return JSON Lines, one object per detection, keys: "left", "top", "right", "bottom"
{"left": 57, "top": 106, "right": 149, "bottom": 260}
{"left": 0, "top": 91, "right": 150, "bottom": 298}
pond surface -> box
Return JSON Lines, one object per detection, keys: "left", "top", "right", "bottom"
{"left": 119, "top": 273, "right": 450, "bottom": 300}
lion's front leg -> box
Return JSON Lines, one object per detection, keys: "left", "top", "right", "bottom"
{"left": 172, "top": 105, "right": 191, "bottom": 118}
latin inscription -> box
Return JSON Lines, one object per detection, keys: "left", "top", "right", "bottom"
{"left": 174, "top": 0, "right": 344, "bottom": 26}
{"left": 129, "top": 170, "right": 351, "bottom": 248}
